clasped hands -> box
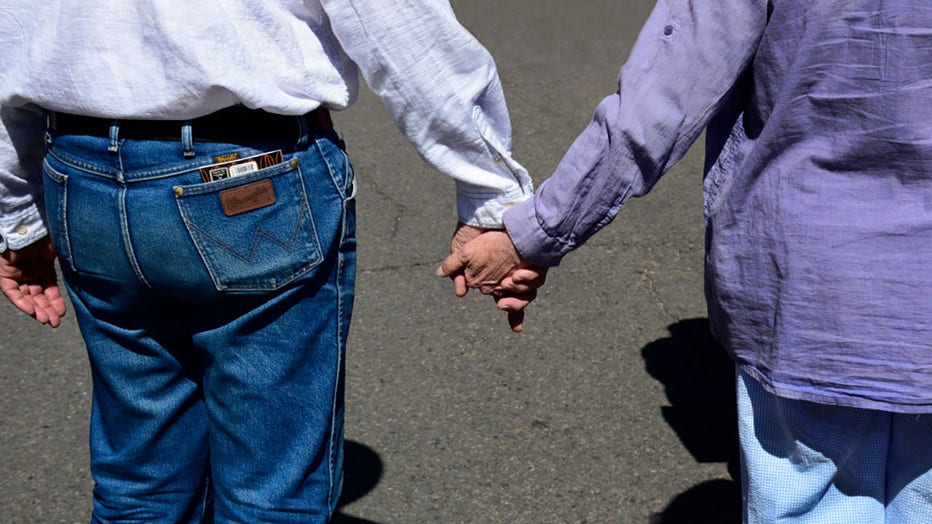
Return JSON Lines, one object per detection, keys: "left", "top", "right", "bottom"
{"left": 2, "top": 223, "right": 546, "bottom": 333}
{"left": 437, "top": 223, "right": 547, "bottom": 333}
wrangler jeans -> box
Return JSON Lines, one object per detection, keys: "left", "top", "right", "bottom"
{"left": 42, "top": 125, "right": 356, "bottom": 523}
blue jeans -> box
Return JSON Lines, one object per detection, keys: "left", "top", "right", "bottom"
{"left": 42, "top": 124, "right": 356, "bottom": 523}
{"left": 737, "top": 367, "right": 932, "bottom": 523}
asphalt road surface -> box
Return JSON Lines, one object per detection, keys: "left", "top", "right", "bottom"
{"left": 0, "top": 1, "right": 742, "bottom": 522}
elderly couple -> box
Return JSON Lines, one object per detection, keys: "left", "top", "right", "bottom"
{"left": 2, "top": 0, "right": 931, "bottom": 522}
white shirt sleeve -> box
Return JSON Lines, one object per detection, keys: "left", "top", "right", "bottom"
{"left": 0, "top": 104, "right": 47, "bottom": 251}
{"left": 319, "top": 0, "right": 533, "bottom": 228}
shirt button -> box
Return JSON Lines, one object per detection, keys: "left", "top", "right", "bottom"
{"left": 15, "top": 224, "right": 28, "bottom": 235}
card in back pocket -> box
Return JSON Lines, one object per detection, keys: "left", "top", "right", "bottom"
{"left": 199, "top": 150, "right": 283, "bottom": 183}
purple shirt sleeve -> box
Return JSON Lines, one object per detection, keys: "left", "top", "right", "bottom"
{"left": 504, "top": 0, "right": 767, "bottom": 267}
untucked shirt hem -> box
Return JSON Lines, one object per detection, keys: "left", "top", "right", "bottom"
{"left": 738, "top": 363, "right": 932, "bottom": 415}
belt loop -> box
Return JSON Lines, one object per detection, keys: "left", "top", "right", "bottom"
{"left": 181, "top": 120, "right": 195, "bottom": 158}
{"left": 295, "top": 114, "right": 310, "bottom": 149}
{"left": 108, "top": 120, "right": 120, "bottom": 154}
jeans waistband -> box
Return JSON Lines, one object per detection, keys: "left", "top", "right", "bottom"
{"left": 49, "top": 105, "right": 333, "bottom": 143}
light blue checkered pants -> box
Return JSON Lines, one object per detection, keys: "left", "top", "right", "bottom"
{"left": 737, "top": 367, "right": 932, "bottom": 524}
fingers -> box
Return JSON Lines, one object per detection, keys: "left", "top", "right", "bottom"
{"left": 436, "top": 250, "right": 467, "bottom": 279}
{"left": 508, "top": 267, "right": 547, "bottom": 288}
{"left": 452, "top": 273, "right": 468, "bottom": 298}
{"left": 44, "top": 285, "right": 67, "bottom": 316}
{"left": 499, "top": 277, "right": 532, "bottom": 294}
{"left": 34, "top": 284, "right": 65, "bottom": 327}
{"left": 439, "top": 225, "right": 545, "bottom": 332}
{"left": 440, "top": 222, "right": 487, "bottom": 281}
{"left": 478, "top": 282, "right": 502, "bottom": 295}
{"left": 1, "top": 275, "right": 66, "bottom": 327}
{"left": 1, "top": 277, "right": 34, "bottom": 314}
{"left": 23, "top": 281, "right": 59, "bottom": 326}
{"left": 507, "top": 309, "right": 525, "bottom": 333}
{"left": 494, "top": 287, "right": 537, "bottom": 333}
{"left": 41, "top": 302, "right": 63, "bottom": 328}
{"left": 32, "top": 296, "right": 51, "bottom": 325}
{"left": 499, "top": 267, "right": 547, "bottom": 297}
{"left": 496, "top": 292, "right": 535, "bottom": 312}
{"left": 8, "top": 293, "right": 37, "bottom": 317}
{"left": 438, "top": 250, "right": 470, "bottom": 297}
{"left": 439, "top": 229, "right": 517, "bottom": 296}
{"left": 0, "top": 239, "right": 68, "bottom": 327}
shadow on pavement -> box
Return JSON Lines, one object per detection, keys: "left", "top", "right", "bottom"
{"left": 641, "top": 318, "right": 741, "bottom": 524}
{"left": 332, "top": 440, "right": 384, "bottom": 524}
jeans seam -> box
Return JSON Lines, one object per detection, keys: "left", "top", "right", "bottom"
{"left": 327, "top": 203, "right": 350, "bottom": 512}
{"left": 49, "top": 146, "right": 260, "bottom": 182}
{"left": 49, "top": 148, "right": 121, "bottom": 179}
{"left": 314, "top": 136, "right": 347, "bottom": 201}
{"left": 60, "top": 176, "right": 75, "bottom": 272}
{"left": 119, "top": 186, "right": 151, "bottom": 288}
{"left": 43, "top": 163, "right": 77, "bottom": 273}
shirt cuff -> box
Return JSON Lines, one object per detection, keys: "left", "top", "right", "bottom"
{"left": 456, "top": 185, "right": 530, "bottom": 229}
{"left": 503, "top": 197, "right": 569, "bottom": 267}
{"left": 0, "top": 206, "right": 48, "bottom": 252}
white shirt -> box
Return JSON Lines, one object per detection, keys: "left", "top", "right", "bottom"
{"left": 0, "top": 0, "right": 532, "bottom": 250}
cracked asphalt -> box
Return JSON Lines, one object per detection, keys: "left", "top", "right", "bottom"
{"left": 0, "top": 1, "right": 742, "bottom": 523}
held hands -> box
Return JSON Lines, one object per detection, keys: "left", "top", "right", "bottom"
{"left": 0, "top": 237, "right": 67, "bottom": 328}
{"left": 437, "top": 223, "right": 547, "bottom": 333}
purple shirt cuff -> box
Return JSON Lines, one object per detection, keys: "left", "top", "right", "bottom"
{"left": 503, "top": 197, "right": 568, "bottom": 267}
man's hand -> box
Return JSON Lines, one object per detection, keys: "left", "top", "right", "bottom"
{"left": 438, "top": 229, "right": 523, "bottom": 294}
{"left": 437, "top": 226, "right": 548, "bottom": 332}
{"left": 0, "top": 237, "right": 67, "bottom": 328}
{"left": 444, "top": 222, "right": 488, "bottom": 297}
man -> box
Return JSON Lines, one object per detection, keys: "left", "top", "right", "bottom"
{"left": 441, "top": 0, "right": 932, "bottom": 521}
{"left": 0, "top": 1, "right": 532, "bottom": 522}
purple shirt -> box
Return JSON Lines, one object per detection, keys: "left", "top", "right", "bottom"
{"left": 504, "top": 0, "right": 932, "bottom": 412}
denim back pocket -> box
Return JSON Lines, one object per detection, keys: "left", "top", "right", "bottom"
{"left": 174, "top": 158, "right": 322, "bottom": 292}
{"left": 41, "top": 161, "right": 76, "bottom": 273}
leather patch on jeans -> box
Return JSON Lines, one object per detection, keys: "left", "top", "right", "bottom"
{"left": 220, "top": 180, "right": 277, "bottom": 217}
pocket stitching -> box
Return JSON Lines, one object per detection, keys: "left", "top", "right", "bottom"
{"left": 42, "top": 161, "right": 76, "bottom": 273}
{"left": 314, "top": 136, "right": 351, "bottom": 201}
{"left": 174, "top": 164, "right": 323, "bottom": 292}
